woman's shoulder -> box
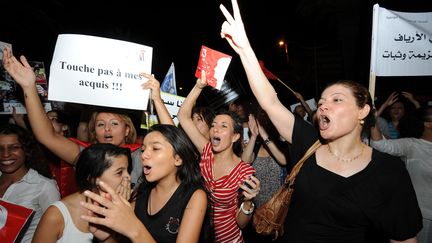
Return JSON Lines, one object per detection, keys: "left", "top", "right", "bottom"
{"left": 371, "top": 148, "right": 407, "bottom": 175}
{"left": 40, "top": 203, "right": 65, "bottom": 225}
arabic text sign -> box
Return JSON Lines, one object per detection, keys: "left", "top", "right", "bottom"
{"left": 160, "top": 92, "right": 185, "bottom": 126}
{"left": 49, "top": 34, "right": 153, "bottom": 110}
{"left": 370, "top": 4, "right": 432, "bottom": 76}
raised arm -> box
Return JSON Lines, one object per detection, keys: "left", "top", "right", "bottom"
{"left": 258, "top": 121, "right": 287, "bottom": 166}
{"left": 370, "top": 121, "right": 384, "bottom": 141}
{"left": 294, "top": 91, "right": 313, "bottom": 118}
{"left": 401, "top": 91, "right": 421, "bottom": 109}
{"left": 219, "top": 0, "right": 295, "bottom": 143}
{"left": 241, "top": 114, "right": 258, "bottom": 163}
{"left": 177, "top": 73, "right": 209, "bottom": 153}
{"left": 140, "top": 73, "right": 174, "bottom": 125}
{"left": 2, "top": 47, "right": 80, "bottom": 164}
{"left": 376, "top": 92, "right": 398, "bottom": 117}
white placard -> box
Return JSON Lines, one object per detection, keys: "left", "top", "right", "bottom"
{"left": 370, "top": 4, "right": 432, "bottom": 76}
{"left": 290, "top": 98, "right": 317, "bottom": 112}
{"left": 48, "top": 34, "right": 153, "bottom": 110}
{"left": 160, "top": 92, "right": 185, "bottom": 126}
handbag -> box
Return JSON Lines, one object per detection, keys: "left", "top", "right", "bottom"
{"left": 252, "top": 140, "right": 321, "bottom": 240}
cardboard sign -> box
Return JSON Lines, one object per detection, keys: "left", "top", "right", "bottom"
{"left": 195, "top": 45, "right": 231, "bottom": 90}
{"left": 48, "top": 34, "right": 153, "bottom": 110}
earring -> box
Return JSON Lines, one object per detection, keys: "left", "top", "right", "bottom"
{"left": 360, "top": 120, "right": 365, "bottom": 125}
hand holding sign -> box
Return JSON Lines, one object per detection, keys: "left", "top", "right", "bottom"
{"left": 195, "top": 45, "right": 231, "bottom": 90}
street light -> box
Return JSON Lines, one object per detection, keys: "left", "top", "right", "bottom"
{"left": 278, "top": 40, "right": 289, "bottom": 64}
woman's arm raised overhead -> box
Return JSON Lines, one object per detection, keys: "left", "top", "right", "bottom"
{"left": 2, "top": 47, "right": 80, "bottom": 164}
{"left": 177, "top": 72, "right": 210, "bottom": 153}
{"left": 219, "top": 1, "right": 295, "bottom": 143}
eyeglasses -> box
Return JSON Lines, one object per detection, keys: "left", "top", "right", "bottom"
{"left": 0, "top": 144, "right": 23, "bottom": 153}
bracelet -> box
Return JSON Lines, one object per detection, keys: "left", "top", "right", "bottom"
{"left": 263, "top": 138, "right": 272, "bottom": 145}
{"left": 240, "top": 201, "right": 255, "bottom": 215}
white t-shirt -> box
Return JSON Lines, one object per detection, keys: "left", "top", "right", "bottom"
{"left": 1, "top": 169, "right": 60, "bottom": 242}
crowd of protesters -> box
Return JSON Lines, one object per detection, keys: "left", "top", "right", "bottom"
{"left": 1, "top": 1, "right": 431, "bottom": 242}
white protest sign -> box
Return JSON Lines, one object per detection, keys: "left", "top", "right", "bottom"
{"left": 290, "top": 98, "right": 317, "bottom": 112}
{"left": 49, "top": 34, "right": 153, "bottom": 110}
{"left": 370, "top": 4, "right": 432, "bottom": 76}
{"left": 140, "top": 92, "right": 185, "bottom": 129}
{"left": 160, "top": 92, "right": 185, "bottom": 126}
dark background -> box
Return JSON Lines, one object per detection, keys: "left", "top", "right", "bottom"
{"left": 2, "top": 0, "right": 432, "bottom": 112}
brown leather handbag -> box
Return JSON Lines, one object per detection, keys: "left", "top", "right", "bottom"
{"left": 252, "top": 140, "right": 321, "bottom": 240}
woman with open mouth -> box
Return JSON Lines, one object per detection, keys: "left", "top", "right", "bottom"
{"left": 219, "top": 0, "right": 423, "bottom": 242}
{"left": 178, "top": 71, "right": 260, "bottom": 243}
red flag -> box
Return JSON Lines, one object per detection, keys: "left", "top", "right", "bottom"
{"left": 0, "top": 200, "right": 34, "bottom": 243}
{"left": 259, "top": 60, "right": 279, "bottom": 80}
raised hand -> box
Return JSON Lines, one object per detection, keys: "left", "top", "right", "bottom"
{"left": 401, "top": 91, "right": 420, "bottom": 109}
{"left": 384, "top": 92, "right": 399, "bottom": 107}
{"left": 219, "top": 0, "right": 251, "bottom": 53}
{"left": 247, "top": 114, "right": 259, "bottom": 137}
{"left": 2, "top": 46, "right": 36, "bottom": 89}
{"left": 293, "top": 91, "right": 304, "bottom": 101}
{"left": 196, "top": 70, "right": 208, "bottom": 89}
{"left": 141, "top": 73, "right": 162, "bottom": 102}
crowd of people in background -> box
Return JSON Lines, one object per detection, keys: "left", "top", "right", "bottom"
{"left": 0, "top": 0, "right": 431, "bottom": 242}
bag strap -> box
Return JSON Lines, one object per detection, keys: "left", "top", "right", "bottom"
{"left": 284, "top": 140, "right": 321, "bottom": 186}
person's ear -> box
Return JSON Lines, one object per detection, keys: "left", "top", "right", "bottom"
{"left": 359, "top": 104, "right": 371, "bottom": 121}
{"left": 125, "top": 126, "right": 130, "bottom": 137}
{"left": 174, "top": 154, "right": 183, "bottom": 167}
{"left": 232, "top": 133, "right": 241, "bottom": 143}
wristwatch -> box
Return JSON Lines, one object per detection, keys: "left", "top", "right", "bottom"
{"left": 240, "top": 201, "right": 255, "bottom": 215}
{"left": 263, "top": 137, "right": 272, "bottom": 145}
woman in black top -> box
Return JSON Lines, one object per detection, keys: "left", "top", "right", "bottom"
{"left": 80, "top": 124, "right": 211, "bottom": 243}
{"left": 219, "top": 0, "right": 422, "bottom": 242}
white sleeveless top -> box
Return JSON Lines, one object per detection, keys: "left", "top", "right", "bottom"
{"left": 52, "top": 201, "right": 93, "bottom": 243}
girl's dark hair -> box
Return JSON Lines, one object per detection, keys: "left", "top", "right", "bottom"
{"left": 0, "top": 124, "right": 52, "bottom": 178}
{"left": 137, "top": 124, "right": 203, "bottom": 189}
{"left": 214, "top": 110, "right": 243, "bottom": 157}
{"left": 75, "top": 143, "right": 132, "bottom": 192}
{"left": 136, "top": 124, "right": 215, "bottom": 242}
{"left": 192, "top": 106, "right": 216, "bottom": 128}
{"left": 326, "top": 80, "right": 375, "bottom": 137}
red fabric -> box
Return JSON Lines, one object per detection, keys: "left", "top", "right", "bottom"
{"left": 58, "top": 138, "right": 141, "bottom": 198}
{"left": 259, "top": 60, "right": 279, "bottom": 80}
{"left": 49, "top": 161, "right": 61, "bottom": 194}
{"left": 0, "top": 200, "right": 34, "bottom": 242}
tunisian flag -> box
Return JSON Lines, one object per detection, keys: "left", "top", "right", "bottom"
{"left": 0, "top": 200, "right": 34, "bottom": 243}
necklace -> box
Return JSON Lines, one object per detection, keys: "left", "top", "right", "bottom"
{"left": 327, "top": 144, "right": 365, "bottom": 163}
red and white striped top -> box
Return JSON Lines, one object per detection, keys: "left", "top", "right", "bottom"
{"left": 200, "top": 143, "right": 256, "bottom": 243}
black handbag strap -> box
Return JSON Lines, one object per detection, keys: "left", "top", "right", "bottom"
{"left": 284, "top": 140, "right": 321, "bottom": 186}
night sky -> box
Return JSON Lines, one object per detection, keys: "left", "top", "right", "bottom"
{"left": 2, "top": 0, "right": 432, "bottom": 109}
